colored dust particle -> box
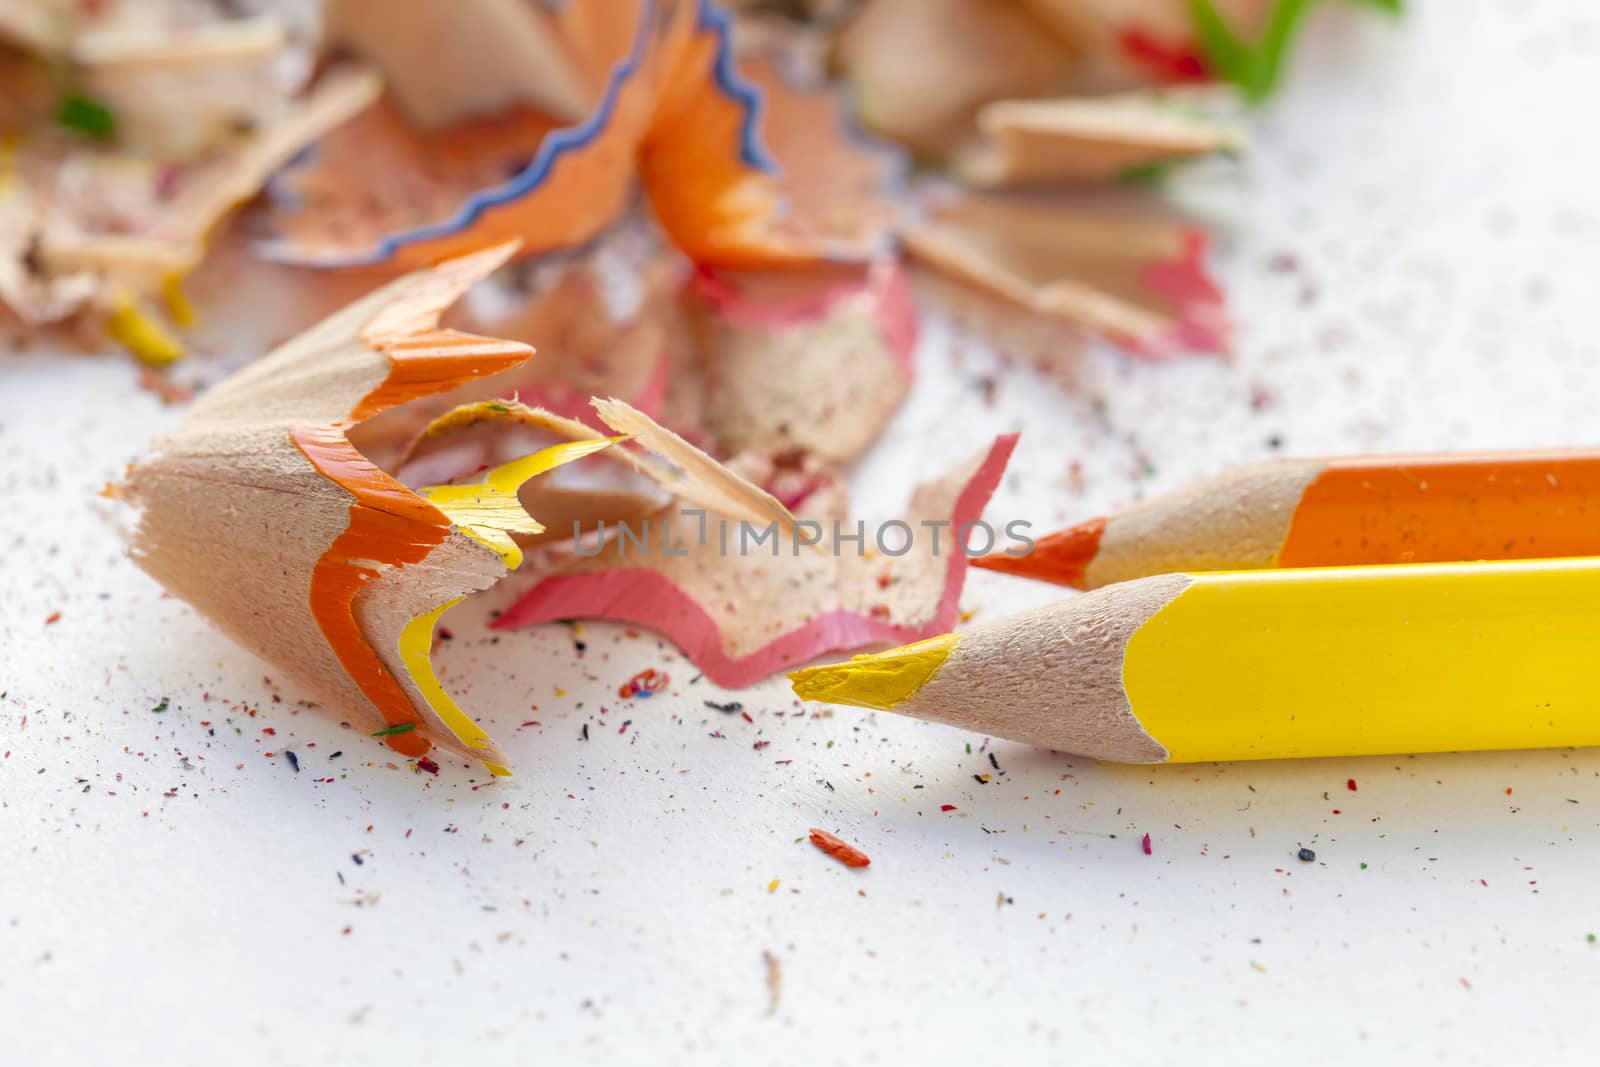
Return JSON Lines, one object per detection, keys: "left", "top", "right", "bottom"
{"left": 370, "top": 722, "right": 418, "bottom": 738}
{"left": 57, "top": 93, "right": 116, "bottom": 140}
{"left": 762, "top": 951, "right": 782, "bottom": 1017}
{"left": 1298, "top": 847, "right": 1317, "bottom": 862}
{"left": 808, "top": 828, "right": 871, "bottom": 868}
{"left": 619, "top": 669, "right": 669, "bottom": 699}
{"left": 151, "top": 698, "right": 169, "bottom": 713}
{"left": 767, "top": 879, "right": 780, "bottom": 893}
{"left": 1348, "top": 778, "right": 1358, "bottom": 791}
{"left": 1141, "top": 833, "right": 1152, "bottom": 855}
{"left": 940, "top": 804, "right": 958, "bottom": 812}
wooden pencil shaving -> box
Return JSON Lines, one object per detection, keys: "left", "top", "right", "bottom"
{"left": 1, "top": 3, "right": 328, "bottom": 182}
{"left": 117, "top": 244, "right": 613, "bottom": 775}
{"left": 41, "top": 67, "right": 380, "bottom": 283}
{"left": 71, "top": 16, "right": 300, "bottom": 161}
{"left": 687, "top": 261, "right": 915, "bottom": 464}
{"left": 0, "top": 66, "right": 379, "bottom": 351}
{"left": 496, "top": 433, "right": 1018, "bottom": 687}
{"left": 442, "top": 265, "right": 671, "bottom": 430}
{"left": 833, "top": 0, "right": 1081, "bottom": 157}
{"left": 957, "top": 92, "right": 1244, "bottom": 186}
{"left": 901, "top": 194, "right": 1228, "bottom": 359}
{"left": 255, "top": 91, "right": 566, "bottom": 268}
{"left": 734, "top": 52, "right": 904, "bottom": 256}
{"left": 0, "top": 2, "right": 59, "bottom": 54}
{"left": 590, "top": 397, "right": 801, "bottom": 538}
{"left": 323, "top": 0, "right": 593, "bottom": 129}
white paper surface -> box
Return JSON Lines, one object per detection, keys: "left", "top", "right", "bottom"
{"left": 4, "top": 3, "right": 1600, "bottom": 1063}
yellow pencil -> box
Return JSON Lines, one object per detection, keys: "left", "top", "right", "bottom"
{"left": 790, "top": 558, "right": 1600, "bottom": 763}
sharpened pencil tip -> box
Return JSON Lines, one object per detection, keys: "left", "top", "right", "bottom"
{"left": 971, "top": 516, "right": 1106, "bottom": 588}
{"left": 789, "top": 633, "right": 960, "bottom": 711}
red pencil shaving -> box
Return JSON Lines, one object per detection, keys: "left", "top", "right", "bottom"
{"left": 809, "top": 828, "right": 871, "bottom": 868}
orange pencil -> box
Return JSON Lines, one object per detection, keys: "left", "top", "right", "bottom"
{"left": 975, "top": 448, "right": 1600, "bottom": 589}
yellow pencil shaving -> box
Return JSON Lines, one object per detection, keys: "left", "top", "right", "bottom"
{"left": 419, "top": 436, "right": 622, "bottom": 568}
{"left": 397, "top": 598, "right": 502, "bottom": 759}
{"left": 399, "top": 435, "right": 622, "bottom": 774}
{"left": 789, "top": 633, "right": 959, "bottom": 710}
{"left": 422, "top": 399, "right": 528, "bottom": 436}
{"left": 106, "top": 290, "right": 186, "bottom": 366}
{"left": 161, "top": 272, "right": 197, "bottom": 328}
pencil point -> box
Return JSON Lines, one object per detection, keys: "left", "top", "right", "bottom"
{"left": 972, "top": 516, "right": 1106, "bottom": 588}
{"left": 789, "top": 634, "right": 960, "bottom": 711}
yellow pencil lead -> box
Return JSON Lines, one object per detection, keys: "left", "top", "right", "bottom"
{"left": 789, "top": 633, "right": 960, "bottom": 711}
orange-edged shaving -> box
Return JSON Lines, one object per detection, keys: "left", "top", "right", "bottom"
{"left": 262, "top": 0, "right": 879, "bottom": 272}
{"left": 119, "top": 244, "right": 620, "bottom": 773}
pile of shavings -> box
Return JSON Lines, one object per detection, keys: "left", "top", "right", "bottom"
{"left": 818, "top": 0, "right": 1399, "bottom": 359}
{"left": 0, "top": 1, "right": 374, "bottom": 362}
{"left": 118, "top": 243, "right": 1011, "bottom": 774}
{"left": 96, "top": 0, "right": 1403, "bottom": 774}
{"left": 6, "top": 0, "right": 1399, "bottom": 367}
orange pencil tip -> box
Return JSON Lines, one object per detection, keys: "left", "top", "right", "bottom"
{"left": 972, "top": 516, "right": 1106, "bottom": 589}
